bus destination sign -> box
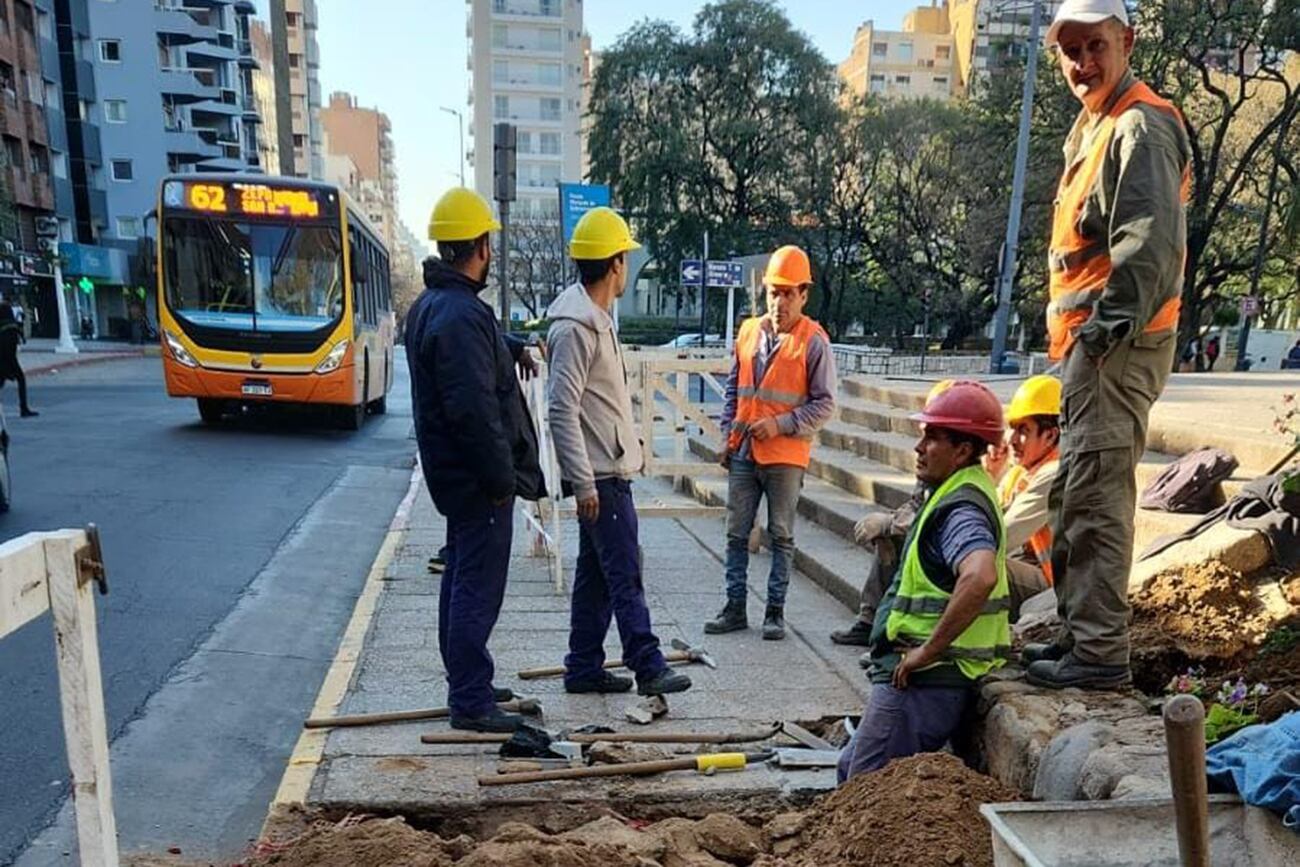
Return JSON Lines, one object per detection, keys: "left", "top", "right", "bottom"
{"left": 169, "top": 181, "right": 329, "bottom": 220}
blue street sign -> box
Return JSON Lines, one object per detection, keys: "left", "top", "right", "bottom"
{"left": 558, "top": 183, "right": 611, "bottom": 243}
{"left": 705, "top": 260, "right": 744, "bottom": 288}
{"left": 680, "top": 259, "right": 703, "bottom": 287}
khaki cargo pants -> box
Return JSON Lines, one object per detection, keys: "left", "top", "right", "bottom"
{"left": 1049, "top": 330, "right": 1177, "bottom": 667}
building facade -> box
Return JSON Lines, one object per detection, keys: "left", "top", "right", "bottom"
{"left": 249, "top": 17, "right": 280, "bottom": 175}
{"left": 466, "top": 0, "right": 584, "bottom": 222}
{"left": 320, "top": 91, "right": 396, "bottom": 246}
{"left": 267, "top": 0, "right": 321, "bottom": 179}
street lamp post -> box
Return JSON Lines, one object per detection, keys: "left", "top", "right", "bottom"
{"left": 440, "top": 106, "right": 466, "bottom": 187}
{"left": 989, "top": 0, "right": 1044, "bottom": 375}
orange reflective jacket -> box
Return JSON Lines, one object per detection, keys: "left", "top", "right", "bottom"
{"left": 1047, "top": 82, "right": 1190, "bottom": 361}
{"left": 996, "top": 449, "right": 1059, "bottom": 585}
{"left": 727, "top": 316, "right": 826, "bottom": 468}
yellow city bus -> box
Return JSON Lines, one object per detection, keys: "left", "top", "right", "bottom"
{"left": 156, "top": 174, "right": 394, "bottom": 429}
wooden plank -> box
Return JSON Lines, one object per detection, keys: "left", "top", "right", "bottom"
{"left": 641, "top": 366, "right": 657, "bottom": 473}
{"left": 644, "top": 358, "right": 732, "bottom": 374}
{"left": 656, "top": 384, "right": 722, "bottom": 439}
{"left": 44, "top": 530, "right": 119, "bottom": 867}
{"left": 0, "top": 532, "right": 53, "bottom": 638}
{"left": 650, "top": 462, "right": 727, "bottom": 477}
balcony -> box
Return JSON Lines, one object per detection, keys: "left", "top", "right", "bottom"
{"left": 491, "top": 1, "right": 563, "bottom": 19}
{"left": 165, "top": 127, "right": 221, "bottom": 159}
{"left": 154, "top": 8, "right": 219, "bottom": 44}
{"left": 191, "top": 98, "right": 241, "bottom": 117}
{"left": 69, "top": 120, "right": 102, "bottom": 162}
{"left": 159, "top": 67, "right": 221, "bottom": 102}
{"left": 186, "top": 41, "right": 238, "bottom": 62}
{"left": 233, "top": 0, "right": 258, "bottom": 14}
{"left": 25, "top": 102, "right": 48, "bottom": 147}
{"left": 73, "top": 59, "right": 97, "bottom": 101}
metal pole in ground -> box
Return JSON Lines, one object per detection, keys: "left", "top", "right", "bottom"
{"left": 989, "top": 0, "right": 1042, "bottom": 375}
{"left": 699, "top": 230, "right": 709, "bottom": 403}
{"left": 498, "top": 199, "right": 511, "bottom": 329}
{"left": 53, "top": 259, "right": 79, "bottom": 354}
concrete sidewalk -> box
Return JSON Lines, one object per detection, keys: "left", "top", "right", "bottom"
{"left": 20, "top": 339, "right": 147, "bottom": 376}
{"left": 284, "top": 474, "right": 871, "bottom": 826}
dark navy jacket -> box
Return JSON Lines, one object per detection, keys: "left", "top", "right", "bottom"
{"left": 405, "top": 259, "right": 544, "bottom": 518}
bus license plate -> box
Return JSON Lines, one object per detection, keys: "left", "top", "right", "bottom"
{"left": 241, "top": 382, "right": 273, "bottom": 397}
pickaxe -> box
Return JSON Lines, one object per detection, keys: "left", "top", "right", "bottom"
{"left": 516, "top": 637, "right": 716, "bottom": 680}
{"left": 304, "top": 697, "right": 542, "bottom": 729}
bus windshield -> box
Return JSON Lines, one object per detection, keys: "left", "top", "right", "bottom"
{"left": 163, "top": 215, "right": 344, "bottom": 333}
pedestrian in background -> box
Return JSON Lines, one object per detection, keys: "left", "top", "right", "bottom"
{"left": 406, "top": 187, "right": 545, "bottom": 732}
{"left": 545, "top": 207, "right": 691, "bottom": 699}
{"left": 705, "top": 245, "right": 836, "bottom": 641}
{"left": 0, "top": 302, "right": 36, "bottom": 417}
{"left": 1024, "top": 0, "right": 1191, "bottom": 689}
{"left": 1205, "top": 334, "right": 1221, "bottom": 371}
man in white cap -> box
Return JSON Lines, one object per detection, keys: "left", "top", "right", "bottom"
{"left": 1022, "top": 0, "right": 1192, "bottom": 689}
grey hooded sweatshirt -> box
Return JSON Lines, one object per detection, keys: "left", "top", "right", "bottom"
{"left": 545, "top": 283, "right": 643, "bottom": 500}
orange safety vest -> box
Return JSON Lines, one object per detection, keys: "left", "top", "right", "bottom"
{"left": 996, "top": 448, "right": 1059, "bottom": 585}
{"left": 727, "top": 315, "right": 827, "bottom": 468}
{"left": 1047, "top": 81, "right": 1190, "bottom": 362}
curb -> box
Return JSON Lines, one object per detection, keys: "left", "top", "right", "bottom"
{"left": 267, "top": 464, "right": 423, "bottom": 810}
{"left": 25, "top": 350, "right": 145, "bottom": 377}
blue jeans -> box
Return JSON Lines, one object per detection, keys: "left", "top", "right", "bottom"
{"left": 836, "top": 684, "right": 973, "bottom": 784}
{"left": 440, "top": 500, "right": 514, "bottom": 718}
{"left": 564, "top": 478, "right": 667, "bottom": 686}
{"left": 724, "top": 457, "right": 803, "bottom": 607}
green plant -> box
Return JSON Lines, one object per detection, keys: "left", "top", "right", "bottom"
{"left": 1165, "top": 669, "right": 1271, "bottom": 743}
{"left": 1258, "top": 625, "right": 1300, "bottom": 657}
{"left": 1273, "top": 394, "right": 1299, "bottom": 493}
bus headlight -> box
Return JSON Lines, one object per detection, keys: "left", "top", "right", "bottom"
{"left": 164, "top": 330, "right": 198, "bottom": 368}
{"left": 315, "top": 339, "right": 350, "bottom": 374}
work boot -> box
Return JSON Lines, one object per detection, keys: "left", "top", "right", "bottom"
{"left": 565, "top": 671, "right": 634, "bottom": 694}
{"left": 762, "top": 605, "right": 785, "bottom": 641}
{"left": 830, "top": 620, "right": 873, "bottom": 646}
{"left": 450, "top": 708, "right": 527, "bottom": 733}
{"left": 638, "top": 668, "right": 692, "bottom": 696}
{"left": 492, "top": 686, "right": 515, "bottom": 703}
{"left": 858, "top": 650, "right": 872, "bottom": 669}
{"left": 704, "top": 597, "right": 747, "bottom": 634}
{"left": 20, "top": 408, "right": 38, "bottom": 418}
{"left": 1019, "top": 641, "right": 1068, "bottom": 666}
{"left": 1025, "top": 652, "right": 1131, "bottom": 690}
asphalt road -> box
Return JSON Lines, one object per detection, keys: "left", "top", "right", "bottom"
{"left": 0, "top": 355, "right": 416, "bottom": 864}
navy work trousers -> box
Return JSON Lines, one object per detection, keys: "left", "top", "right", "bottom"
{"left": 836, "top": 683, "right": 974, "bottom": 784}
{"left": 440, "top": 500, "right": 514, "bottom": 718}
{"left": 564, "top": 478, "right": 667, "bottom": 687}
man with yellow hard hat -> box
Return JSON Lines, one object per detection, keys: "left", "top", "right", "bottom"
{"left": 706, "top": 245, "right": 837, "bottom": 641}
{"left": 545, "top": 207, "right": 692, "bottom": 698}
{"left": 983, "top": 375, "right": 1063, "bottom": 619}
{"left": 405, "top": 187, "right": 545, "bottom": 732}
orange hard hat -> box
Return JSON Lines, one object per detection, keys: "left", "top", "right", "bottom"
{"left": 910, "top": 380, "right": 1005, "bottom": 446}
{"left": 763, "top": 245, "right": 812, "bottom": 287}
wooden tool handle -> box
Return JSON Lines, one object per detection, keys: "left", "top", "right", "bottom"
{"left": 479, "top": 755, "right": 698, "bottom": 785}
{"left": 1163, "top": 695, "right": 1211, "bottom": 867}
{"left": 517, "top": 664, "right": 569, "bottom": 680}
{"left": 420, "top": 732, "right": 511, "bottom": 744}
{"left": 305, "top": 707, "right": 448, "bottom": 728}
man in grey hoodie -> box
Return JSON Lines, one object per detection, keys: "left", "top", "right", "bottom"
{"left": 545, "top": 207, "right": 691, "bottom": 698}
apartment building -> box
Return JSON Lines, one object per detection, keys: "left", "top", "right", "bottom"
{"left": 465, "top": 0, "right": 584, "bottom": 222}
{"left": 320, "top": 91, "right": 396, "bottom": 246}
{"left": 267, "top": 0, "right": 322, "bottom": 178}
{"left": 249, "top": 18, "right": 279, "bottom": 175}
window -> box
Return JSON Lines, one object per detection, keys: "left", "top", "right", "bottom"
{"left": 30, "top": 145, "right": 49, "bottom": 174}
{"left": 26, "top": 73, "right": 42, "bottom": 104}
{"left": 98, "top": 39, "right": 121, "bottom": 63}
{"left": 116, "top": 217, "right": 141, "bottom": 239}
{"left": 288, "top": 53, "right": 301, "bottom": 68}
{"left": 0, "top": 62, "right": 14, "bottom": 101}
{"left": 15, "top": 2, "right": 32, "bottom": 34}
{"left": 871, "top": 42, "right": 888, "bottom": 58}
{"left": 934, "top": 76, "right": 949, "bottom": 87}
{"left": 539, "top": 63, "right": 561, "bottom": 86}
{"left": 538, "top": 28, "right": 560, "bottom": 51}
{"left": 104, "top": 99, "right": 127, "bottom": 123}
{"left": 494, "top": 94, "right": 508, "bottom": 118}
{"left": 896, "top": 42, "right": 913, "bottom": 62}
{"left": 936, "top": 45, "right": 951, "bottom": 61}
{"left": 975, "top": 45, "right": 990, "bottom": 58}
{"left": 286, "top": 12, "right": 300, "bottom": 28}
{"left": 516, "top": 130, "right": 532, "bottom": 153}
{"left": 493, "top": 59, "right": 508, "bottom": 83}
{"left": 38, "top": 9, "right": 52, "bottom": 40}
{"left": 894, "top": 75, "right": 911, "bottom": 86}
{"left": 4, "top": 137, "right": 23, "bottom": 172}
{"left": 293, "top": 134, "right": 305, "bottom": 147}
{"left": 492, "top": 23, "right": 507, "bottom": 48}
{"left": 539, "top": 132, "right": 559, "bottom": 155}
{"left": 540, "top": 97, "right": 560, "bottom": 121}
{"left": 869, "top": 74, "right": 885, "bottom": 94}
{"left": 52, "top": 151, "right": 68, "bottom": 179}
{"left": 111, "top": 159, "right": 133, "bottom": 181}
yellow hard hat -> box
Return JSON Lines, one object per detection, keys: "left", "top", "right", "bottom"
{"left": 569, "top": 206, "right": 641, "bottom": 260}
{"left": 926, "top": 379, "right": 956, "bottom": 403}
{"left": 428, "top": 187, "right": 501, "bottom": 242}
{"left": 1006, "top": 375, "right": 1062, "bottom": 424}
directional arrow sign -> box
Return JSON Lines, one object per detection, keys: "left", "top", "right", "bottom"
{"left": 680, "top": 259, "right": 703, "bottom": 287}
{"left": 706, "top": 260, "right": 744, "bottom": 288}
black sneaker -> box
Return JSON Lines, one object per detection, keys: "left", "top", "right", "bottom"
{"left": 638, "top": 669, "right": 692, "bottom": 696}
{"left": 830, "top": 620, "right": 874, "bottom": 646}
{"left": 492, "top": 686, "right": 515, "bottom": 703}
{"left": 20, "top": 409, "right": 38, "bottom": 418}
{"left": 762, "top": 605, "right": 785, "bottom": 641}
{"left": 565, "top": 671, "right": 634, "bottom": 694}
{"left": 450, "top": 708, "right": 527, "bottom": 732}
{"left": 1026, "top": 652, "right": 1131, "bottom": 690}
{"left": 1019, "top": 641, "right": 1068, "bottom": 666}
{"left": 427, "top": 556, "right": 446, "bottom": 574}
{"left": 704, "top": 597, "right": 747, "bottom": 634}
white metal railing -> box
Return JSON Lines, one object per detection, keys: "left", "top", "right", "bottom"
{"left": 1, "top": 527, "right": 118, "bottom": 867}
{"left": 520, "top": 363, "right": 565, "bottom": 593}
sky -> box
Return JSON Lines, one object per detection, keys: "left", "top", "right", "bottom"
{"left": 307, "top": 1, "right": 921, "bottom": 253}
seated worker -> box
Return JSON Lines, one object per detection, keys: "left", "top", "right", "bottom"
{"left": 830, "top": 381, "right": 954, "bottom": 654}
{"left": 982, "top": 375, "right": 1062, "bottom": 620}
{"left": 837, "top": 381, "right": 1011, "bottom": 783}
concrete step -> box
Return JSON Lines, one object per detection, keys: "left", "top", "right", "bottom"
{"left": 819, "top": 421, "right": 918, "bottom": 474}
{"left": 841, "top": 377, "right": 930, "bottom": 411}
{"left": 836, "top": 394, "right": 921, "bottom": 438}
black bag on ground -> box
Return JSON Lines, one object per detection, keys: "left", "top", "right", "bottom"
{"left": 1140, "top": 447, "right": 1239, "bottom": 514}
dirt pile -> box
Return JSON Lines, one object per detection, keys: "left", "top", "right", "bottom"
{"left": 246, "top": 816, "right": 471, "bottom": 867}
{"left": 1131, "top": 560, "right": 1292, "bottom": 659}
{"left": 754, "top": 753, "right": 1017, "bottom": 867}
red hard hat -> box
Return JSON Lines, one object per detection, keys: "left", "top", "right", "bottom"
{"left": 910, "top": 380, "right": 1005, "bottom": 446}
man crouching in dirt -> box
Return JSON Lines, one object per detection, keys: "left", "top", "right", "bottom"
{"left": 838, "top": 382, "right": 1012, "bottom": 782}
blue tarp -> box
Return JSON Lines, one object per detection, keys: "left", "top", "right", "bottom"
{"left": 1206, "top": 710, "right": 1300, "bottom": 829}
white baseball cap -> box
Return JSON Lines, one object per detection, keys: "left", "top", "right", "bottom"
{"left": 1045, "top": 0, "right": 1131, "bottom": 48}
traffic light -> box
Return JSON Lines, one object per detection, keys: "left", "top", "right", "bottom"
{"left": 78, "top": 276, "right": 94, "bottom": 295}
{"left": 493, "top": 122, "right": 517, "bottom": 203}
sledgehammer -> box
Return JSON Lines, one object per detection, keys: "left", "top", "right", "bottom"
{"left": 304, "top": 698, "right": 542, "bottom": 729}
{"left": 1163, "top": 694, "right": 1211, "bottom": 867}
{"left": 516, "top": 638, "right": 716, "bottom": 680}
